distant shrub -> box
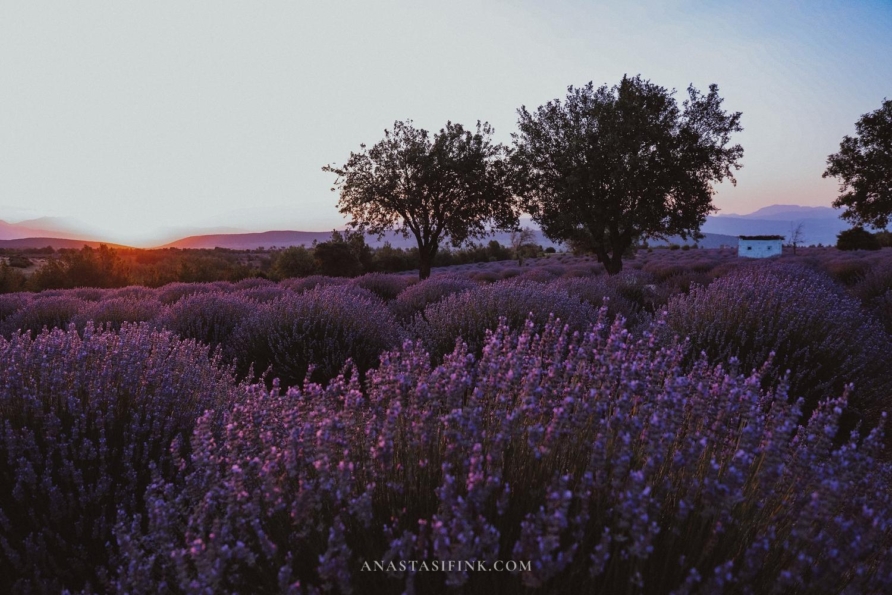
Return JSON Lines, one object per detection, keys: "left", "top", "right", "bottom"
{"left": 0, "top": 323, "right": 238, "bottom": 593}
{"left": 664, "top": 265, "right": 892, "bottom": 430}
{"left": 228, "top": 286, "right": 403, "bottom": 387}
{"left": 0, "top": 295, "right": 86, "bottom": 338}
{"left": 411, "top": 280, "right": 597, "bottom": 360}
{"left": 116, "top": 318, "right": 892, "bottom": 594}
{"left": 390, "top": 275, "right": 478, "bottom": 322}
{"left": 350, "top": 272, "right": 415, "bottom": 301}
{"left": 271, "top": 246, "right": 317, "bottom": 279}
{"left": 837, "top": 227, "right": 881, "bottom": 251}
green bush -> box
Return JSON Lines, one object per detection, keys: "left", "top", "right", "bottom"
{"left": 837, "top": 227, "right": 881, "bottom": 251}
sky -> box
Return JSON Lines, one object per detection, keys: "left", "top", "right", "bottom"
{"left": 1, "top": 0, "right": 890, "bottom": 246}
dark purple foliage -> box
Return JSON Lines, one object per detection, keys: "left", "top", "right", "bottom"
{"left": 665, "top": 264, "right": 892, "bottom": 430}
{"left": 75, "top": 297, "right": 164, "bottom": 331}
{"left": 0, "top": 295, "right": 87, "bottom": 338}
{"left": 115, "top": 317, "right": 892, "bottom": 593}
{"left": 350, "top": 273, "right": 415, "bottom": 301}
{"left": 0, "top": 323, "right": 238, "bottom": 593}
{"left": 156, "top": 282, "right": 219, "bottom": 305}
{"left": 228, "top": 285, "right": 403, "bottom": 387}
{"left": 389, "top": 275, "right": 478, "bottom": 322}
{"left": 410, "top": 280, "right": 597, "bottom": 360}
{"left": 158, "top": 292, "right": 257, "bottom": 349}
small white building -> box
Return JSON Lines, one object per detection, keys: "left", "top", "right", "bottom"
{"left": 738, "top": 235, "right": 783, "bottom": 258}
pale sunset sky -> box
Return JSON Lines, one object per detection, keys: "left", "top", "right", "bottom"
{"left": 1, "top": 1, "right": 890, "bottom": 246}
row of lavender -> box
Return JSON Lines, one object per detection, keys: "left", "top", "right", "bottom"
{"left": 1, "top": 252, "right": 892, "bottom": 592}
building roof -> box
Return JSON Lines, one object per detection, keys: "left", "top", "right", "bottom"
{"left": 738, "top": 235, "right": 785, "bottom": 241}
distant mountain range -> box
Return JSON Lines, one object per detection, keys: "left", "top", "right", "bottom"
{"left": 0, "top": 205, "right": 875, "bottom": 251}
{"left": 159, "top": 228, "right": 563, "bottom": 250}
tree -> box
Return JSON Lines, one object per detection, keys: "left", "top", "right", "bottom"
{"left": 509, "top": 227, "right": 537, "bottom": 265}
{"left": 323, "top": 120, "right": 518, "bottom": 279}
{"left": 788, "top": 221, "right": 805, "bottom": 255}
{"left": 312, "top": 231, "right": 369, "bottom": 277}
{"left": 512, "top": 75, "right": 743, "bottom": 275}
{"left": 824, "top": 99, "right": 892, "bottom": 229}
{"left": 272, "top": 246, "right": 316, "bottom": 279}
{"left": 836, "top": 227, "right": 881, "bottom": 251}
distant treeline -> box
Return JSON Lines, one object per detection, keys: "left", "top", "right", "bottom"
{"left": 0, "top": 230, "right": 550, "bottom": 293}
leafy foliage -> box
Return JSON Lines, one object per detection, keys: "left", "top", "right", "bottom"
{"left": 324, "top": 120, "right": 518, "bottom": 279}
{"left": 824, "top": 98, "right": 892, "bottom": 228}
{"left": 836, "top": 226, "right": 882, "bottom": 251}
{"left": 513, "top": 75, "right": 743, "bottom": 274}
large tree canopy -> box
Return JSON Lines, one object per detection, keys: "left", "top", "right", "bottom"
{"left": 323, "top": 120, "right": 517, "bottom": 279}
{"left": 512, "top": 75, "right": 743, "bottom": 274}
{"left": 824, "top": 98, "right": 892, "bottom": 229}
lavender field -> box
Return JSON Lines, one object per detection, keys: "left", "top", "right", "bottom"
{"left": 2, "top": 247, "right": 892, "bottom": 593}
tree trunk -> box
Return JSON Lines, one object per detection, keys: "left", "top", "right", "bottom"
{"left": 417, "top": 243, "right": 438, "bottom": 280}
{"left": 595, "top": 246, "right": 624, "bottom": 275}
{"left": 604, "top": 255, "right": 623, "bottom": 275}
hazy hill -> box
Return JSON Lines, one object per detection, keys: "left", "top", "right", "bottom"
{"left": 718, "top": 204, "right": 840, "bottom": 220}
{"left": 158, "top": 229, "right": 563, "bottom": 250}
{"left": 0, "top": 237, "right": 133, "bottom": 250}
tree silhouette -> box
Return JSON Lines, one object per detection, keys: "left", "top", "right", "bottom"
{"left": 512, "top": 75, "right": 743, "bottom": 274}
{"left": 824, "top": 99, "right": 892, "bottom": 229}
{"left": 788, "top": 222, "right": 805, "bottom": 255}
{"left": 324, "top": 120, "right": 518, "bottom": 279}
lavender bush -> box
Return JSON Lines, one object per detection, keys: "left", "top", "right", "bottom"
{"left": 664, "top": 264, "right": 892, "bottom": 432}
{"left": 409, "top": 280, "right": 597, "bottom": 360}
{"left": 74, "top": 296, "right": 164, "bottom": 331}
{"left": 156, "top": 282, "right": 219, "bottom": 305}
{"left": 389, "top": 275, "right": 478, "bottom": 322}
{"left": 158, "top": 292, "right": 256, "bottom": 350}
{"left": 0, "top": 295, "right": 86, "bottom": 338}
{"left": 0, "top": 293, "right": 30, "bottom": 326}
{"left": 279, "top": 275, "right": 350, "bottom": 293}
{"left": 350, "top": 273, "right": 415, "bottom": 301}
{"left": 115, "top": 316, "right": 892, "bottom": 593}
{"left": 234, "top": 285, "right": 287, "bottom": 303}
{"left": 228, "top": 285, "right": 403, "bottom": 387}
{"left": 0, "top": 323, "right": 239, "bottom": 593}
{"left": 549, "top": 276, "right": 642, "bottom": 326}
